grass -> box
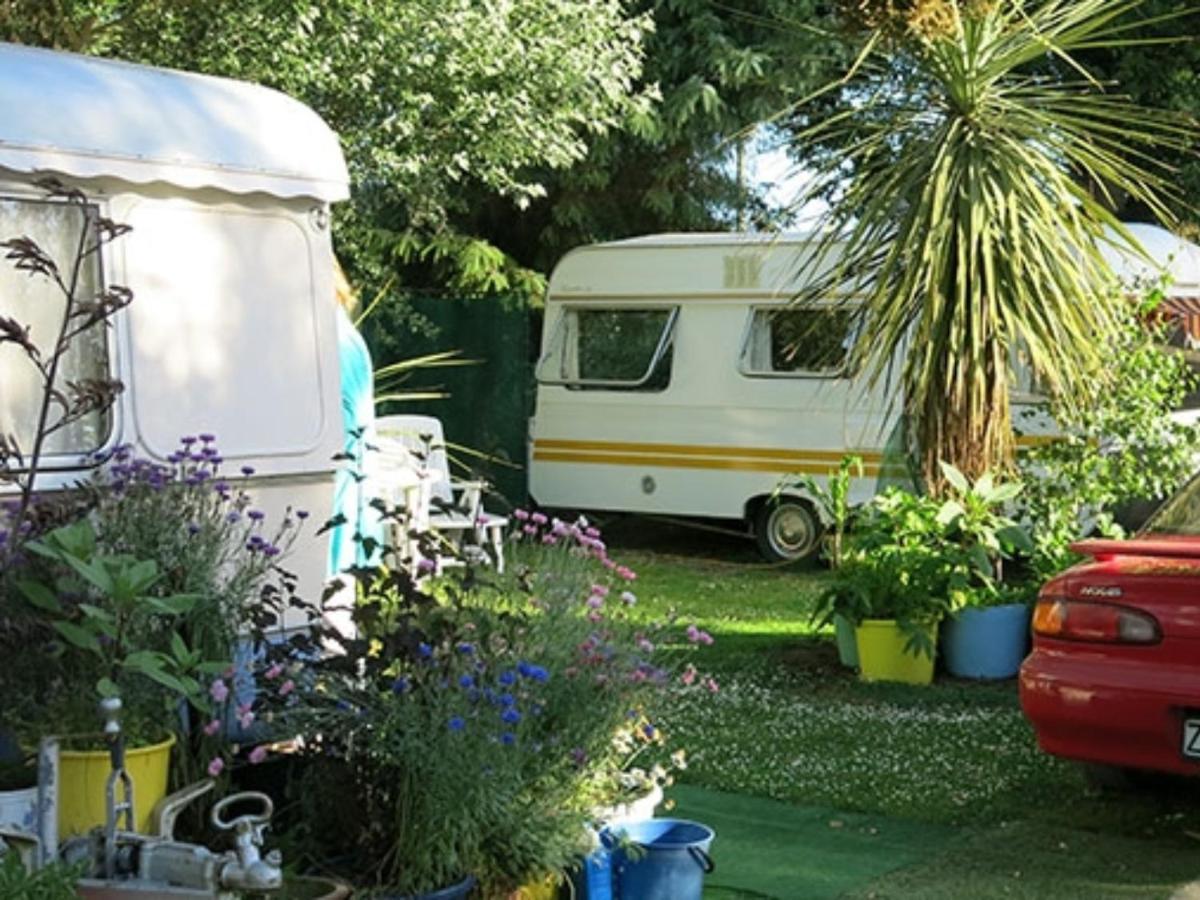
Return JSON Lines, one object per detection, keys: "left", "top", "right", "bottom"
{"left": 598, "top": 517, "right": 1200, "bottom": 896}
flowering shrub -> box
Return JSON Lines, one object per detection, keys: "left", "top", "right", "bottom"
{"left": 277, "top": 511, "right": 712, "bottom": 895}
{"left": 0, "top": 436, "right": 299, "bottom": 819}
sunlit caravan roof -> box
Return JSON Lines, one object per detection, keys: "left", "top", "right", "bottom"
{"left": 0, "top": 42, "right": 348, "bottom": 202}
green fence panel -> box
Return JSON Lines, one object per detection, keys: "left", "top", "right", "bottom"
{"left": 364, "top": 294, "right": 533, "bottom": 507}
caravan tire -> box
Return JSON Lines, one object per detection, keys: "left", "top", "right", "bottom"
{"left": 753, "top": 497, "right": 822, "bottom": 563}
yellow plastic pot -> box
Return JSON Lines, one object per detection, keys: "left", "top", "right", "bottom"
{"left": 58, "top": 735, "right": 175, "bottom": 836}
{"left": 511, "top": 874, "right": 558, "bottom": 900}
{"left": 855, "top": 619, "right": 937, "bottom": 686}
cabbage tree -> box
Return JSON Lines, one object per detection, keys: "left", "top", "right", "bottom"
{"left": 791, "top": 0, "right": 1194, "bottom": 489}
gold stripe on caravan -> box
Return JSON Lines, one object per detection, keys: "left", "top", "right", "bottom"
{"left": 533, "top": 450, "right": 883, "bottom": 476}
{"left": 535, "top": 439, "right": 885, "bottom": 464}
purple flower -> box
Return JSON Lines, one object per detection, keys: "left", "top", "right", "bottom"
{"left": 448, "top": 716, "right": 466, "bottom": 732}
{"left": 296, "top": 509, "right": 310, "bottom": 520}
{"left": 210, "top": 679, "right": 230, "bottom": 704}
{"left": 248, "top": 509, "right": 265, "bottom": 522}
{"left": 200, "top": 433, "right": 216, "bottom": 443}
{"left": 248, "top": 745, "right": 268, "bottom": 765}
{"left": 207, "top": 756, "right": 225, "bottom": 777}
{"left": 263, "top": 544, "right": 281, "bottom": 558}
{"left": 392, "top": 676, "right": 410, "bottom": 694}
{"left": 181, "top": 435, "right": 197, "bottom": 447}
{"left": 240, "top": 465, "right": 256, "bottom": 477}
{"left": 187, "top": 523, "right": 201, "bottom": 536}
{"left": 513, "top": 508, "right": 530, "bottom": 521}
{"left": 417, "top": 558, "right": 437, "bottom": 575}
{"left": 279, "top": 679, "right": 295, "bottom": 697}
{"left": 227, "top": 511, "right": 241, "bottom": 524}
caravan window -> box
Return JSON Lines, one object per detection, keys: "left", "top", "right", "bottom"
{"left": 740, "top": 307, "right": 853, "bottom": 377}
{"left": 536, "top": 306, "right": 677, "bottom": 391}
{"left": 0, "top": 197, "right": 110, "bottom": 462}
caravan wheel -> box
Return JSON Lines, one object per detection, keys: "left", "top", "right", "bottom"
{"left": 753, "top": 497, "right": 822, "bottom": 562}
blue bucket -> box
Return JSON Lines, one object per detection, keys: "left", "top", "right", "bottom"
{"left": 942, "top": 603, "right": 1031, "bottom": 680}
{"left": 602, "top": 818, "right": 715, "bottom": 900}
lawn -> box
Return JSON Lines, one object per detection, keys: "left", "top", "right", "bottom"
{"left": 601, "top": 518, "right": 1200, "bottom": 898}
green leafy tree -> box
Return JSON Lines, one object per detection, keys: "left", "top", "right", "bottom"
{"left": 791, "top": 0, "right": 1194, "bottom": 490}
{"left": 0, "top": 0, "right": 653, "bottom": 294}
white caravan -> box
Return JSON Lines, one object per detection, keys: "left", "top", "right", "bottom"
{"left": 528, "top": 231, "right": 1200, "bottom": 561}
{"left": 0, "top": 44, "right": 349, "bottom": 616}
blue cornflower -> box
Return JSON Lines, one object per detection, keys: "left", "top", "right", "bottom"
{"left": 517, "top": 660, "right": 534, "bottom": 678}
{"left": 643, "top": 724, "right": 656, "bottom": 740}
{"left": 391, "top": 676, "right": 410, "bottom": 694}
{"left": 458, "top": 674, "right": 475, "bottom": 689}
{"left": 501, "top": 708, "right": 521, "bottom": 725}
{"left": 417, "top": 642, "right": 433, "bottom": 658}
{"left": 498, "top": 670, "right": 516, "bottom": 687}
{"left": 498, "top": 692, "right": 515, "bottom": 707}
{"left": 527, "top": 665, "right": 549, "bottom": 683}
{"left": 448, "top": 716, "right": 466, "bottom": 732}
{"left": 457, "top": 642, "right": 475, "bottom": 655}
{"left": 500, "top": 732, "right": 516, "bottom": 746}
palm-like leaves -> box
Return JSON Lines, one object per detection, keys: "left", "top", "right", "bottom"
{"left": 792, "top": 0, "right": 1195, "bottom": 487}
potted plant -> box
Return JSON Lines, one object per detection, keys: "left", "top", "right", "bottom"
{"left": 814, "top": 483, "right": 961, "bottom": 685}
{"left": 270, "top": 511, "right": 711, "bottom": 899}
{"left": 782, "top": 455, "right": 864, "bottom": 667}
{"left": 930, "top": 464, "right": 1035, "bottom": 680}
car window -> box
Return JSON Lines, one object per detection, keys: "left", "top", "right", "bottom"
{"left": 1143, "top": 472, "right": 1200, "bottom": 535}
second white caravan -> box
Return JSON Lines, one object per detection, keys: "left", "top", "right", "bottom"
{"left": 528, "top": 233, "right": 1066, "bottom": 561}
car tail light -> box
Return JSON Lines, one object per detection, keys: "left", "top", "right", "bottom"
{"left": 1033, "top": 599, "right": 1161, "bottom": 645}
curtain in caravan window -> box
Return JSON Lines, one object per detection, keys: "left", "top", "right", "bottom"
{"left": 0, "top": 198, "right": 108, "bottom": 461}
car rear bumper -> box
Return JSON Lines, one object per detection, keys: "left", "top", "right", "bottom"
{"left": 1020, "top": 646, "right": 1200, "bottom": 776}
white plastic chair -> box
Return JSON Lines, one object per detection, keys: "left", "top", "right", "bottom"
{"left": 374, "top": 414, "right": 508, "bottom": 572}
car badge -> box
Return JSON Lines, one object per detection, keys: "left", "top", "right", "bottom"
{"left": 1079, "top": 585, "right": 1123, "bottom": 598}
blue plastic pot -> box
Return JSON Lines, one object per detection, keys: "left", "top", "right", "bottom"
{"left": 569, "top": 845, "right": 613, "bottom": 900}
{"left": 942, "top": 603, "right": 1031, "bottom": 680}
{"left": 602, "top": 818, "right": 715, "bottom": 900}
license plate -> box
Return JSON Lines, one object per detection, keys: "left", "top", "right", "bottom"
{"left": 1184, "top": 719, "right": 1200, "bottom": 760}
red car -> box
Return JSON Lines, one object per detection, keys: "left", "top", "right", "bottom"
{"left": 1020, "top": 487, "right": 1200, "bottom": 778}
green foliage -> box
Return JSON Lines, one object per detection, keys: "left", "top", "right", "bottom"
{"left": 280, "top": 514, "right": 705, "bottom": 896}
{"left": 1016, "top": 297, "right": 1200, "bottom": 579}
{"left": 781, "top": 454, "right": 863, "bottom": 568}
{"left": 0, "top": 853, "right": 81, "bottom": 900}
{"left": 791, "top": 0, "right": 1193, "bottom": 488}
{"left": 814, "top": 464, "right": 1031, "bottom": 655}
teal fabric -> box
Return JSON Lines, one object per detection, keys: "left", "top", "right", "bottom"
{"left": 328, "top": 307, "right": 383, "bottom": 576}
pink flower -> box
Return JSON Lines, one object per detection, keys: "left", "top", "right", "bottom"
{"left": 207, "top": 756, "right": 225, "bottom": 777}
{"left": 681, "top": 664, "right": 697, "bottom": 686}
{"left": 586, "top": 595, "right": 604, "bottom": 610}
{"left": 686, "top": 625, "right": 701, "bottom": 643}
{"left": 263, "top": 663, "right": 284, "bottom": 680}
{"left": 238, "top": 709, "right": 255, "bottom": 730}
{"left": 621, "top": 591, "right": 637, "bottom": 606}
{"left": 203, "top": 719, "right": 221, "bottom": 737}
{"left": 587, "top": 611, "right": 603, "bottom": 623}
{"left": 542, "top": 534, "right": 558, "bottom": 545}
{"left": 616, "top": 565, "right": 636, "bottom": 581}
{"left": 210, "top": 679, "right": 230, "bottom": 704}
{"left": 523, "top": 524, "right": 537, "bottom": 536}
{"left": 590, "top": 584, "right": 610, "bottom": 598}
{"left": 602, "top": 557, "right": 617, "bottom": 570}
{"left": 279, "top": 679, "right": 296, "bottom": 697}
{"left": 513, "top": 508, "right": 530, "bottom": 521}
{"left": 531, "top": 511, "right": 548, "bottom": 525}
{"left": 704, "top": 677, "right": 719, "bottom": 693}
{"left": 417, "top": 557, "right": 437, "bottom": 574}
{"left": 248, "top": 746, "right": 268, "bottom": 765}
{"left": 637, "top": 637, "right": 655, "bottom": 653}
{"left": 698, "top": 630, "right": 714, "bottom": 646}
